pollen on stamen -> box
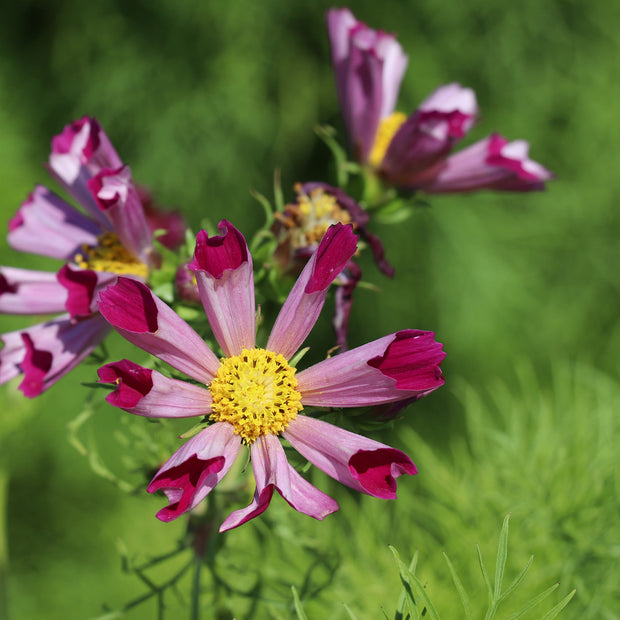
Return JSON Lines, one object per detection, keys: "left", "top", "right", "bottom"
{"left": 209, "top": 348, "right": 303, "bottom": 444}
{"left": 74, "top": 232, "right": 149, "bottom": 278}
{"left": 368, "top": 111, "right": 408, "bottom": 168}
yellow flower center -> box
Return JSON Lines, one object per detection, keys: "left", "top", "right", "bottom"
{"left": 74, "top": 232, "right": 149, "bottom": 278}
{"left": 276, "top": 185, "right": 352, "bottom": 248}
{"left": 368, "top": 111, "right": 408, "bottom": 168}
{"left": 209, "top": 348, "right": 303, "bottom": 444}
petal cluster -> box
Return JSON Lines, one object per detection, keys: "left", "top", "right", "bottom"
{"left": 98, "top": 221, "right": 445, "bottom": 531}
{"left": 326, "top": 8, "right": 552, "bottom": 193}
{"left": 0, "top": 117, "right": 178, "bottom": 397}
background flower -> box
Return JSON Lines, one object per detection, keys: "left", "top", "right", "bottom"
{"left": 0, "top": 117, "right": 178, "bottom": 396}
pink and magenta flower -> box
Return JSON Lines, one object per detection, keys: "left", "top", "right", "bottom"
{"left": 326, "top": 7, "right": 552, "bottom": 193}
{"left": 0, "top": 116, "right": 174, "bottom": 397}
{"left": 97, "top": 221, "right": 445, "bottom": 531}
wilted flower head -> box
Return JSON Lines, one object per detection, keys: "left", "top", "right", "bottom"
{"left": 326, "top": 7, "right": 552, "bottom": 193}
{"left": 272, "top": 182, "right": 393, "bottom": 348}
{"left": 98, "top": 221, "right": 445, "bottom": 531}
{"left": 0, "top": 117, "right": 181, "bottom": 397}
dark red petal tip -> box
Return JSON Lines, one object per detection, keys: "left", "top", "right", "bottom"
{"left": 189, "top": 220, "right": 248, "bottom": 279}
{"left": 148, "top": 455, "right": 226, "bottom": 522}
{"left": 18, "top": 333, "right": 53, "bottom": 398}
{"left": 305, "top": 223, "right": 358, "bottom": 294}
{"left": 98, "top": 359, "right": 153, "bottom": 408}
{"left": 368, "top": 329, "right": 446, "bottom": 391}
{"left": 98, "top": 277, "right": 158, "bottom": 333}
{"left": 349, "top": 448, "right": 417, "bottom": 499}
{"left": 57, "top": 264, "right": 97, "bottom": 319}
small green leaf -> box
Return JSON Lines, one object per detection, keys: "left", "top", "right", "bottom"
{"left": 443, "top": 552, "right": 473, "bottom": 620}
{"left": 504, "top": 583, "right": 560, "bottom": 620}
{"left": 291, "top": 586, "right": 308, "bottom": 620}
{"left": 494, "top": 514, "right": 511, "bottom": 600}
{"left": 539, "top": 588, "right": 576, "bottom": 620}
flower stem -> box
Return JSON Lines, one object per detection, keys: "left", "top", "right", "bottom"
{"left": 191, "top": 553, "right": 202, "bottom": 620}
{"left": 0, "top": 469, "right": 9, "bottom": 620}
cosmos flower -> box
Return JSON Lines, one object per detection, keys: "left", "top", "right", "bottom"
{"left": 326, "top": 7, "right": 552, "bottom": 192}
{"left": 0, "top": 116, "right": 173, "bottom": 397}
{"left": 97, "top": 221, "right": 445, "bottom": 532}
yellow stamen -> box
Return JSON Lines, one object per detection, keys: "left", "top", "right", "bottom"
{"left": 209, "top": 348, "right": 303, "bottom": 444}
{"left": 368, "top": 111, "right": 408, "bottom": 168}
{"left": 74, "top": 232, "right": 149, "bottom": 278}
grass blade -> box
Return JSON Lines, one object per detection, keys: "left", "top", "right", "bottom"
{"left": 443, "top": 552, "right": 473, "bottom": 620}
{"left": 291, "top": 586, "right": 308, "bottom": 620}
{"left": 539, "top": 589, "right": 577, "bottom": 620}
{"left": 494, "top": 514, "right": 511, "bottom": 600}
{"left": 504, "top": 583, "right": 560, "bottom": 620}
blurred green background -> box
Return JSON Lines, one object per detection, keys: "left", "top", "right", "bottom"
{"left": 0, "top": 0, "right": 618, "bottom": 618}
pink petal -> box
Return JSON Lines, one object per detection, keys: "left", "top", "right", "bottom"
{"left": 297, "top": 330, "right": 445, "bottom": 407}
{"left": 189, "top": 222, "right": 256, "bottom": 356}
{"left": 87, "top": 166, "right": 153, "bottom": 262}
{"left": 0, "top": 267, "right": 67, "bottom": 315}
{"left": 148, "top": 423, "right": 241, "bottom": 522}
{"left": 326, "top": 8, "right": 408, "bottom": 163}
{"left": 48, "top": 116, "right": 122, "bottom": 228}
{"left": 57, "top": 264, "right": 116, "bottom": 318}
{"left": 267, "top": 223, "right": 358, "bottom": 359}
{"left": 412, "top": 133, "right": 553, "bottom": 193}
{"left": 219, "top": 434, "right": 338, "bottom": 532}
{"left": 284, "top": 416, "right": 416, "bottom": 499}
{"left": 0, "top": 313, "right": 111, "bottom": 397}
{"left": 8, "top": 186, "right": 101, "bottom": 260}
{"left": 98, "top": 359, "right": 212, "bottom": 417}
{"left": 98, "top": 277, "right": 220, "bottom": 383}
{"left": 381, "top": 84, "right": 478, "bottom": 185}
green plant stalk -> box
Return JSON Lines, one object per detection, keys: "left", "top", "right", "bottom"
{"left": 0, "top": 469, "right": 8, "bottom": 620}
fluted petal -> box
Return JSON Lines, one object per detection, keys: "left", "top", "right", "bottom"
{"left": 284, "top": 416, "right": 416, "bottom": 499}
{"left": 0, "top": 313, "right": 110, "bottom": 397}
{"left": 98, "top": 359, "right": 213, "bottom": 417}
{"left": 297, "top": 330, "right": 445, "bottom": 407}
{"left": 87, "top": 166, "right": 153, "bottom": 262}
{"left": 411, "top": 133, "right": 553, "bottom": 193}
{"left": 267, "top": 223, "right": 358, "bottom": 359}
{"left": 0, "top": 267, "right": 67, "bottom": 315}
{"left": 148, "top": 423, "right": 241, "bottom": 522}
{"left": 48, "top": 116, "right": 122, "bottom": 228}
{"left": 189, "top": 222, "right": 256, "bottom": 356}
{"left": 8, "top": 186, "right": 101, "bottom": 260}
{"left": 219, "top": 434, "right": 339, "bottom": 532}
{"left": 98, "top": 277, "right": 220, "bottom": 383}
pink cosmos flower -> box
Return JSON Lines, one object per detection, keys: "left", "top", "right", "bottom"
{"left": 326, "top": 7, "right": 552, "bottom": 193}
{"left": 97, "top": 221, "right": 445, "bottom": 532}
{"left": 0, "top": 116, "right": 169, "bottom": 397}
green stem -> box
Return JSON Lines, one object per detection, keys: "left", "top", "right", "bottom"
{"left": 0, "top": 469, "right": 9, "bottom": 620}
{"left": 191, "top": 554, "right": 202, "bottom": 620}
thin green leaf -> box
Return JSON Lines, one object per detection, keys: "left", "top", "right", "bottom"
{"left": 494, "top": 514, "right": 511, "bottom": 600}
{"left": 476, "top": 544, "right": 494, "bottom": 605}
{"left": 343, "top": 603, "right": 359, "bottom": 620}
{"left": 273, "top": 168, "right": 284, "bottom": 213}
{"left": 539, "top": 589, "right": 576, "bottom": 620}
{"left": 497, "top": 555, "right": 533, "bottom": 603}
{"left": 250, "top": 188, "right": 274, "bottom": 227}
{"left": 503, "top": 583, "right": 559, "bottom": 620}
{"left": 390, "top": 546, "right": 441, "bottom": 620}
{"left": 291, "top": 586, "right": 308, "bottom": 620}
{"left": 443, "top": 552, "right": 473, "bottom": 620}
